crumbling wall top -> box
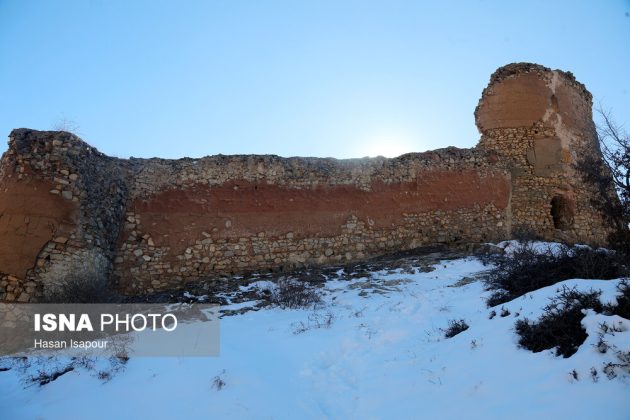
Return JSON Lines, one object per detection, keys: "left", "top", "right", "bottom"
{"left": 474, "top": 62, "right": 594, "bottom": 136}
{"left": 484, "top": 62, "right": 592, "bottom": 102}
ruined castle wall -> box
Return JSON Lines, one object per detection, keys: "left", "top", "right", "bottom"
{"left": 0, "top": 130, "right": 130, "bottom": 302}
{"left": 0, "top": 131, "right": 512, "bottom": 299}
{"left": 0, "top": 63, "right": 615, "bottom": 300}
{"left": 116, "top": 149, "right": 510, "bottom": 293}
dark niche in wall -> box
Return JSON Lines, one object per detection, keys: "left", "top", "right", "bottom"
{"left": 550, "top": 195, "right": 574, "bottom": 231}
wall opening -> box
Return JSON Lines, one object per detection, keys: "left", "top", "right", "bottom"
{"left": 550, "top": 195, "right": 574, "bottom": 231}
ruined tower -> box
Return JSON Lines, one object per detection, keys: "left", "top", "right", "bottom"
{"left": 0, "top": 63, "right": 615, "bottom": 301}
{"left": 475, "top": 63, "right": 611, "bottom": 244}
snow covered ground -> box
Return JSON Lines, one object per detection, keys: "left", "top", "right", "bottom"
{"left": 1, "top": 252, "right": 628, "bottom": 419}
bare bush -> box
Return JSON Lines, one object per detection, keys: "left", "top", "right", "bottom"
{"left": 211, "top": 370, "right": 227, "bottom": 391}
{"left": 41, "top": 250, "right": 117, "bottom": 303}
{"left": 0, "top": 335, "right": 132, "bottom": 387}
{"left": 267, "top": 277, "right": 322, "bottom": 309}
{"left": 51, "top": 116, "right": 80, "bottom": 134}
{"left": 576, "top": 106, "right": 630, "bottom": 253}
{"left": 42, "top": 274, "right": 114, "bottom": 303}
{"left": 291, "top": 311, "right": 335, "bottom": 334}
{"left": 484, "top": 242, "right": 627, "bottom": 307}
{"left": 515, "top": 286, "right": 603, "bottom": 358}
{"left": 31, "top": 365, "right": 75, "bottom": 386}
{"left": 603, "top": 351, "right": 630, "bottom": 379}
{"left": 443, "top": 319, "right": 469, "bottom": 338}
{"left": 515, "top": 282, "right": 630, "bottom": 362}
{"left": 605, "top": 280, "right": 630, "bottom": 319}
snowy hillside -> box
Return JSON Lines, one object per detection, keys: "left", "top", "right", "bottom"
{"left": 1, "top": 247, "right": 628, "bottom": 419}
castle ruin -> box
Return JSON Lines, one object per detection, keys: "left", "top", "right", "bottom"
{"left": 0, "top": 63, "right": 614, "bottom": 301}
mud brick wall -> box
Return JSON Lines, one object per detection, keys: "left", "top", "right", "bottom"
{"left": 0, "top": 63, "right": 615, "bottom": 299}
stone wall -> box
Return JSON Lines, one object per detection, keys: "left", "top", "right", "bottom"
{"left": 0, "top": 63, "right": 615, "bottom": 300}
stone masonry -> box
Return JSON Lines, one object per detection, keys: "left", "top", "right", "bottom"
{"left": 0, "top": 63, "right": 615, "bottom": 301}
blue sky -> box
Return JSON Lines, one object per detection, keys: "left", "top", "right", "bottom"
{"left": 0, "top": 0, "right": 628, "bottom": 159}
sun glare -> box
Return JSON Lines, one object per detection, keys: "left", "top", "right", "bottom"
{"left": 362, "top": 135, "right": 416, "bottom": 158}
